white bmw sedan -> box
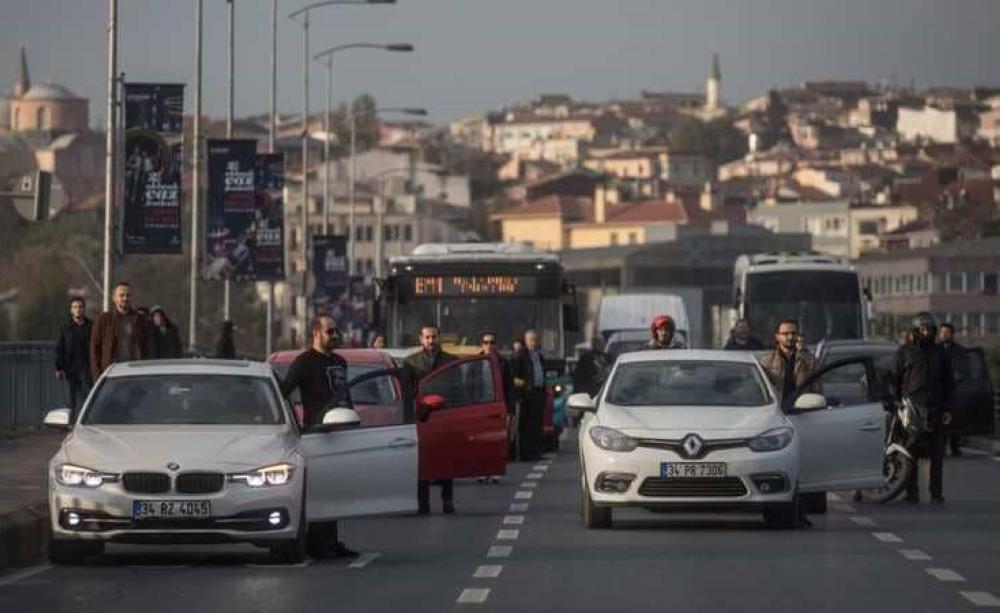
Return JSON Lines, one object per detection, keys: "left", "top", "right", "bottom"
{"left": 44, "top": 360, "right": 419, "bottom": 564}
{"left": 573, "top": 350, "right": 886, "bottom": 529}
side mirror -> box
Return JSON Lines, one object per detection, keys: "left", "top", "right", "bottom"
{"left": 417, "top": 394, "right": 445, "bottom": 421}
{"left": 792, "top": 393, "right": 828, "bottom": 412}
{"left": 313, "top": 407, "right": 362, "bottom": 432}
{"left": 567, "top": 392, "right": 596, "bottom": 413}
{"left": 43, "top": 408, "right": 73, "bottom": 429}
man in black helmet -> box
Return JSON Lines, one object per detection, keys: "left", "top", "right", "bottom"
{"left": 888, "top": 312, "right": 955, "bottom": 503}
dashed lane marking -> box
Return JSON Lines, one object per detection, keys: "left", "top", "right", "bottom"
{"left": 473, "top": 565, "right": 503, "bottom": 579}
{"left": 850, "top": 517, "right": 878, "bottom": 527}
{"left": 514, "top": 491, "right": 534, "bottom": 500}
{"left": 347, "top": 552, "right": 381, "bottom": 569}
{"left": 0, "top": 565, "right": 51, "bottom": 588}
{"left": 961, "top": 591, "right": 1000, "bottom": 607}
{"left": 827, "top": 492, "right": 843, "bottom": 501}
{"left": 509, "top": 503, "right": 530, "bottom": 512}
{"left": 503, "top": 515, "right": 525, "bottom": 525}
{"left": 991, "top": 457, "right": 1000, "bottom": 463}
{"left": 926, "top": 568, "right": 965, "bottom": 582}
{"left": 873, "top": 532, "right": 903, "bottom": 543}
{"left": 519, "top": 481, "right": 538, "bottom": 489}
{"left": 532, "top": 465, "right": 549, "bottom": 472}
{"left": 831, "top": 503, "right": 857, "bottom": 514}
{"left": 898, "top": 549, "right": 932, "bottom": 561}
{"left": 457, "top": 588, "right": 490, "bottom": 604}
{"left": 487, "top": 545, "right": 513, "bottom": 558}
{"left": 247, "top": 559, "right": 314, "bottom": 569}
{"left": 127, "top": 565, "right": 192, "bottom": 569}
{"left": 526, "top": 472, "right": 545, "bottom": 479}
{"left": 496, "top": 529, "right": 520, "bottom": 541}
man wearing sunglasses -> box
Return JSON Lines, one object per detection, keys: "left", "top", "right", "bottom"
{"left": 759, "top": 318, "right": 820, "bottom": 404}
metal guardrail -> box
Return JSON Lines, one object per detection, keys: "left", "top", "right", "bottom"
{"left": 0, "top": 342, "right": 65, "bottom": 428}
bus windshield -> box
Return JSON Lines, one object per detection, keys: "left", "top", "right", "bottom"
{"left": 396, "top": 297, "right": 561, "bottom": 353}
{"left": 745, "top": 270, "right": 863, "bottom": 344}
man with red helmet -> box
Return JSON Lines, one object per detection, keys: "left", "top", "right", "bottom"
{"left": 645, "top": 315, "right": 686, "bottom": 350}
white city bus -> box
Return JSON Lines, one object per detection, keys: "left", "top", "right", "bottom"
{"left": 733, "top": 252, "right": 870, "bottom": 346}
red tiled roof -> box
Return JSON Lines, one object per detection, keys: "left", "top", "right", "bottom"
{"left": 603, "top": 199, "right": 689, "bottom": 224}
{"left": 493, "top": 195, "right": 592, "bottom": 220}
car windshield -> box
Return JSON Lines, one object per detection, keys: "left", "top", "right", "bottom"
{"left": 606, "top": 361, "right": 771, "bottom": 407}
{"left": 272, "top": 362, "right": 397, "bottom": 405}
{"left": 83, "top": 375, "right": 284, "bottom": 425}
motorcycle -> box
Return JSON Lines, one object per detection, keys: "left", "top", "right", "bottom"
{"left": 856, "top": 397, "right": 918, "bottom": 503}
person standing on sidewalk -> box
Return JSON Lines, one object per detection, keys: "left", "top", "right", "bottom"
{"left": 90, "top": 282, "right": 147, "bottom": 382}
{"left": 404, "top": 324, "right": 458, "bottom": 514}
{"left": 213, "top": 320, "right": 237, "bottom": 359}
{"left": 146, "top": 306, "right": 183, "bottom": 360}
{"left": 937, "top": 322, "right": 965, "bottom": 457}
{"left": 55, "top": 297, "right": 93, "bottom": 417}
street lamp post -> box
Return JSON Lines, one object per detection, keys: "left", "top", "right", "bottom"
{"left": 189, "top": 0, "right": 203, "bottom": 352}
{"left": 313, "top": 43, "right": 413, "bottom": 235}
{"left": 348, "top": 106, "right": 426, "bottom": 276}
{"left": 223, "top": 0, "right": 235, "bottom": 323}
{"left": 287, "top": 0, "right": 397, "bottom": 336}
{"left": 102, "top": 0, "right": 118, "bottom": 313}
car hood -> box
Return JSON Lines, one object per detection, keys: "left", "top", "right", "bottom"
{"left": 596, "top": 403, "right": 784, "bottom": 438}
{"left": 60, "top": 425, "right": 297, "bottom": 472}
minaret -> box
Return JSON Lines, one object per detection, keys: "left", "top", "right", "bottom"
{"left": 705, "top": 52, "right": 721, "bottom": 112}
{"left": 13, "top": 45, "right": 30, "bottom": 99}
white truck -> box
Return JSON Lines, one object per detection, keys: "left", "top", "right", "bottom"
{"left": 596, "top": 293, "right": 691, "bottom": 358}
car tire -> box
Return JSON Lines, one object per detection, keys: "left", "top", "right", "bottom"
{"left": 269, "top": 507, "right": 307, "bottom": 564}
{"left": 579, "top": 464, "right": 612, "bottom": 529}
{"left": 802, "top": 491, "right": 828, "bottom": 514}
{"left": 763, "top": 492, "right": 800, "bottom": 530}
{"left": 49, "top": 538, "right": 103, "bottom": 565}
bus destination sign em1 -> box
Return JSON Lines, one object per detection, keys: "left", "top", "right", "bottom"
{"left": 413, "top": 275, "right": 539, "bottom": 297}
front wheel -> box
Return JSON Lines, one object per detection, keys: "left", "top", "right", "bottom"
{"left": 579, "top": 464, "right": 611, "bottom": 529}
{"left": 857, "top": 447, "right": 915, "bottom": 503}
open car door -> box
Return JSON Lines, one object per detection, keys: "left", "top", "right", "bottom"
{"left": 949, "top": 346, "right": 996, "bottom": 437}
{"left": 417, "top": 355, "right": 509, "bottom": 481}
{"left": 789, "top": 357, "right": 886, "bottom": 493}
{"left": 301, "top": 368, "right": 417, "bottom": 521}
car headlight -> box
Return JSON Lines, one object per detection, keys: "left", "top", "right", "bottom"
{"left": 747, "top": 427, "right": 794, "bottom": 452}
{"left": 230, "top": 463, "right": 295, "bottom": 487}
{"left": 57, "top": 463, "right": 119, "bottom": 488}
{"left": 588, "top": 426, "right": 638, "bottom": 452}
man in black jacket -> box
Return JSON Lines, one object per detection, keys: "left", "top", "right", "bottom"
{"left": 937, "top": 323, "right": 964, "bottom": 456}
{"left": 512, "top": 329, "right": 547, "bottom": 461}
{"left": 890, "top": 312, "right": 955, "bottom": 503}
{"left": 279, "top": 314, "right": 356, "bottom": 558}
{"left": 403, "top": 324, "right": 458, "bottom": 514}
{"left": 55, "top": 297, "right": 93, "bottom": 416}
{"left": 573, "top": 336, "right": 608, "bottom": 397}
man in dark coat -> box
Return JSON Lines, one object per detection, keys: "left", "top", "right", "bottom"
{"left": 403, "top": 324, "right": 457, "bottom": 514}
{"left": 55, "top": 297, "right": 93, "bottom": 416}
{"left": 90, "top": 282, "right": 147, "bottom": 382}
{"left": 937, "top": 322, "right": 964, "bottom": 456}
{"left": 213, "top": 320, "right": 237, "bottom": 359}
{"left": 891, "top": 312, "right": 955, "bottom": 503}
{"left": 723, "top": 319, "right": 765, "bottom": 351}
{"left": 573, "top": 336, "right": 609, "bottom": 398}
{"left": 512, "top": 329, "right": 547, "bottom": 462}
{"left": 146, "top": 306, "right": 183, "bottom": 360}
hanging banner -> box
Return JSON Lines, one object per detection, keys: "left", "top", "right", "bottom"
{"left": 205, "top": 139, "right": 257, "bottom": 280}
{"left": 122, "top": 83, "right": 185, "bottom": 254}
{"left": 311, "top": 235, "right": 349, "bottom": 316}
{"left": 229, "top": 153, "right": 285, "bottom": 282}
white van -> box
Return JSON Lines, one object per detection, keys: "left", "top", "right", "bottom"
{"left": 596, "top": 294, "right": 690, "bottom": 357}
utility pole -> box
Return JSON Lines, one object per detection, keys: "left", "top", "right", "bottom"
{"left": 223, "top": 0, "right": 235, "bottom": 322}
{"left": 102, "top": 0, "right": 118, "bottom": 312}
{"left": 188, "top": 0, "right": 203, "bottom": 352}
{"left": 266, "top": 0, "right": 277, "bottom": 356}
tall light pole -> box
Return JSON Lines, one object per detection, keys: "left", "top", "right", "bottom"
{"left": 188, "top": 0, "right": 203, "bottom": 352}
{"left": 223, "top": 0, "right": 235, "bottom": 322}
{"left": 287, "top": 0, "right": 396, "bottom": 335}
{"left": 348, "top": 106, "right": 426, "bottom": 275}
{"left": 313, "top": 43, "right": 414, "bottom": 234}
{"left": 102, "top": 0, "right": 118, "bottom": 313}
{"left": 266, "top": 0, "right": 277, "bottom": 356}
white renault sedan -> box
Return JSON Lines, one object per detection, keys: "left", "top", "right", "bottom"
{"left": 572, "top": 350, "right": 886, "bottom": 528}
{"left": 44, "top": 360, "right": 419, "bottom": 564}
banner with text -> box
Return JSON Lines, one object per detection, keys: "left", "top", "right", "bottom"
{"left": 311, "top": 235, "right": 349, "bottom": 316}
{"left": 205, "top": 139, "right": 257, "bottom": 280}
{"left": 229, "top": 152, "right": 285, "bottom": 282}
{"left": 122, "top": 83, "right": 184, "bottom": 254}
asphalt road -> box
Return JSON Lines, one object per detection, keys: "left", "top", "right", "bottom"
{"left": 1, "top": 433, "right": 998, "bottom": 612}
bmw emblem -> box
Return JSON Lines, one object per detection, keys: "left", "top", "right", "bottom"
{"left": 681, "top": 434, "right": 704, "bottom": 459}
{"left": 167, "top": 462, "right": 181, "bottom": 472}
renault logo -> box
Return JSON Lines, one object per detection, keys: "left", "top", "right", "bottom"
{"left": 681, "top": 434, "right": 704, "bottom": 459}
{"left": 166, "top": 462, "right": 181, "bottom": 472}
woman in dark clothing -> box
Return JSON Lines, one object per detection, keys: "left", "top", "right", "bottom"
{"left": 214, "top": 320, "right": 237, "bottom": 359}
{"left": 146, "top": 306, "right": 183, "bottom": 359}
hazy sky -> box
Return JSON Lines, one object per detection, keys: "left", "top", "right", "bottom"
{"left": 1, "top": 0, "right": 998, "bottom": 124}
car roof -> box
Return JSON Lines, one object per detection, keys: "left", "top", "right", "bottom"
{"left": 104, "top": 359, "right": 274, "bottom": 378}
{"left": 615, "top": 349, "right": 761, "bottom": 365}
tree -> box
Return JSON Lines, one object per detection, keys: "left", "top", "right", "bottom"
{"left": 669, "top": 117, "right": 747, "bottom": 166}
{"left": 340, "top": 93, "right": 378, "bottom": 151}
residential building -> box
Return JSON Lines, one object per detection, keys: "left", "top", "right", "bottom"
{"left": 978, "top": 105, "right": 1000, "bottom": 145}
{"left": 857, "top": 238, "right": 1000, "bottom": 345}
{"left": 896, "top": 104, "right": 981, "bottom": 144}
